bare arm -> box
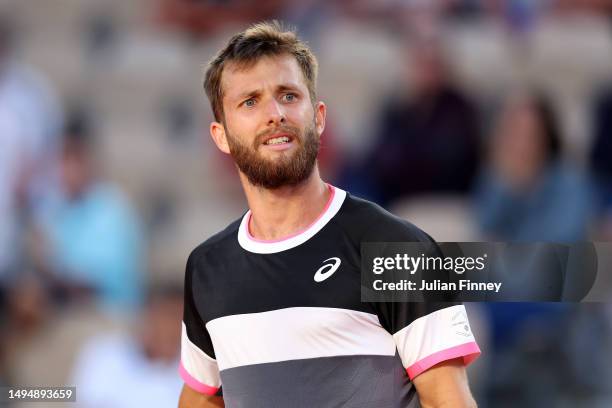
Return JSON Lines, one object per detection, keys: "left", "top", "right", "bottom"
{"left": 412, "top": 358, "right": 477, "bottom": 408}
{"left": 178, "top": 384, "right": 224, "bottom": 408}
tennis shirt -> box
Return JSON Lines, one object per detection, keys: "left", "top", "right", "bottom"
{"left": 180, "top": 185, "right": 480, "bottom": 407}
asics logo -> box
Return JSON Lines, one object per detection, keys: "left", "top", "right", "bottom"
{"left": 314, "top": 257, "right": 341, "bottom": 282}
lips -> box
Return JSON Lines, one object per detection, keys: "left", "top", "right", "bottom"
{"left": 262, "top": 133, "right": 293, "bottom": 146}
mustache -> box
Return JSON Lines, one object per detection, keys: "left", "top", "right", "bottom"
{"left": 253, "top": 125, "right": 301, "bottom": 148}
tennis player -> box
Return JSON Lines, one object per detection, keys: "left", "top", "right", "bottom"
{"left": 178, "top": 21, "right": 480, "bottom": 408}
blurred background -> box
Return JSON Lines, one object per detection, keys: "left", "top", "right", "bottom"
{"left": 0, "top": 0, "right": 611, "bottom": 407}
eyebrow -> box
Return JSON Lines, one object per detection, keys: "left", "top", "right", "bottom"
{"left": 236, "top": 89, "right": 261, "bottom": 101}
{"left": 235, "top": 83, "right": 302, "bottom": 101}
{"left": 277, "top": 83, "right": 301, "bottom": 93}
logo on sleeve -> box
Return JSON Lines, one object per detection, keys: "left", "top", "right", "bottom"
{"left": 314, "top": 257, "right": 341, "bottom": 282}
{"left": 452, "top": 310, "right": 472, "bottom": 337}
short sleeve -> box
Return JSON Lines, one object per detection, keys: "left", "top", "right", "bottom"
{"left": 376, "top": 302, "right": 481, "bottom": 380}
{"left": 179, "top": 254, "right": 222, "bottom": 395}
{"left": 364, "top": 212, "right": 480, "bottom": 380}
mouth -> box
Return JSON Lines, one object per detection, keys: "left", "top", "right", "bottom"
{"left": 262, "top": 133, "right": 293, "bottom": 146}
{"left": 260, "top": 133, "right": 295, "bottom": 151}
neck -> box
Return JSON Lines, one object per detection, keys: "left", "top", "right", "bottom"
{"left": 240, "top": 167, "right": 330, "bottom": 241}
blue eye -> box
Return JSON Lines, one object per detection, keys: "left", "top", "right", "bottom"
{"left": 244, "top": 99, "right": 256, "bottom": 107}
{"left": 283, "top": 93, "right": 296, "bottom": 102}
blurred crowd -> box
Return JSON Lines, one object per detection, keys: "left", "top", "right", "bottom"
{"left": 1, "top": 1, "right": 612, "bottom": 407}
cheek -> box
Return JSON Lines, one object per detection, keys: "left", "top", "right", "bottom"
{"left": 224, "top": 116, "right": 250, "bottom": 143}
{"left": 226, "top": 109, "right": 261, "bottom": 133}
{"left": 289, "top": 104, "right": 315, "bottom": 127}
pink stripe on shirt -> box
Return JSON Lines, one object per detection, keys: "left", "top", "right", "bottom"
{"left": 407, "top": 341, "right": 481, "bottom": 380}
{"left": 179, "top": 361, "right": 219, "bottom": 396}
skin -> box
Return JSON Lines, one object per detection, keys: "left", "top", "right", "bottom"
{"left": 179, "top": 53, "right": 476, "bottom": 408}
{"left": 211, "top": 54, "right": 329, "bottom": 240}
{"left": 491, "top": 95, "right": 547, "bottom": 191}
{"left": 178, "top": 385, "right": 223, "bottom": 408}
{"left": 60, "top": 144, "right": 94, "bottom": 200}
{"left": 413, "top": 358, "right": 477, "bottom": 408}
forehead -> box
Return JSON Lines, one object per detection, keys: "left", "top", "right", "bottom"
{"left": 221, "top": 54, "right": 307, "bottom": 100}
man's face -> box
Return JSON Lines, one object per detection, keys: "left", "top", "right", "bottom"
{"left": 60, "top": 144, "right": 91, "bottom": 200}
{"left": 212, "top": 54, "right": 325, "bottom": 189}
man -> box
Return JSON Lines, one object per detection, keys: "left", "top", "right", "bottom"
{"left": 343, "top": 39, "right": 481, "bottom": 206}
{"left": 35, "top": 112, "right": 143, "bottom": 311}
{"left": 179, "top": 21, "right": 480, "bottom": 408}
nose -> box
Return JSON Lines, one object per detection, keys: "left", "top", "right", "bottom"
{"left": 265, "top": 99, "right": 286, "bottom": 126}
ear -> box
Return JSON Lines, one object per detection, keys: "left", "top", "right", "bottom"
{"left": 210, "top": 121, "right": 230, "bottom": 154}
{"left": 314, "top": 101, "right": 326, "bottom": 138}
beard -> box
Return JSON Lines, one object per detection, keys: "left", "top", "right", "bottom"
{"left": 225, "top": 121, "right": 320, "bottom": 189}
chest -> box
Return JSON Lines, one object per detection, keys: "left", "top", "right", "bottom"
{"left": 193, "top": 237, "right": 369, "bottom": 324}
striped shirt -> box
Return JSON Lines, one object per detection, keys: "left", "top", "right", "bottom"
{"left": 180, "top": 186, "right": 480, "bottom": 407}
